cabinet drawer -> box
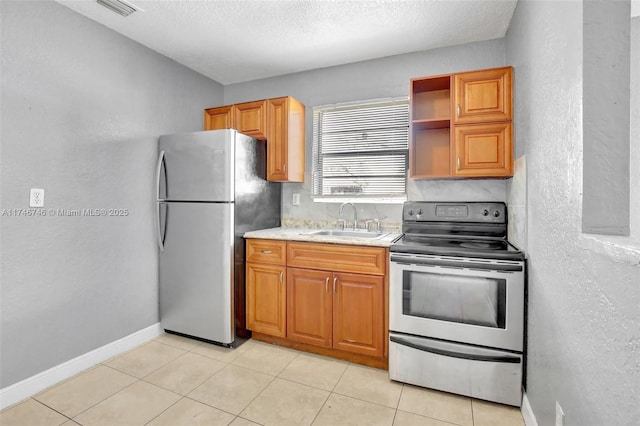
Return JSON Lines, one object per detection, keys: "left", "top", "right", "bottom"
{"left": 246, "top": 239, "right": 286, "bottom": 265}
{"left": 287, "top": 242, "right": 386, "bottom": 276}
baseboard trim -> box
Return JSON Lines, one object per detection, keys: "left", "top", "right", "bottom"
{"left": 0, "top": 322, "right": 162, "bottom": 410}
{"left": 521, "top": 390, "right": 539, "bottom": 426}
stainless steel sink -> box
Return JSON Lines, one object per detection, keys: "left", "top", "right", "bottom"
{"left": 304, "top": 230, "right": 389, "bottom": 239}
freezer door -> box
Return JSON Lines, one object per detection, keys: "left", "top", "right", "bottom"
{"left": 159, "top": 202, "right": 234, "bottom": 344}
{"left": 158, "top": 130, "right": 235, "bottom": 202}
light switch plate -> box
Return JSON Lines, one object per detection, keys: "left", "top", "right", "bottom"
{"left": 292, "top": 193, "right": 300, "bottom": 206}
{"left": 30, "top": 188, "right": 45, "bottom": 208}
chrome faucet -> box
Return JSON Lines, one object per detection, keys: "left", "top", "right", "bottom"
{"left": 339, "top": 202, "right": 358, "bottom": 230}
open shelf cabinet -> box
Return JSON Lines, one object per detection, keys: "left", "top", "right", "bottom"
{"left": 409, "top": 67, "right": 514, "bottom": 179}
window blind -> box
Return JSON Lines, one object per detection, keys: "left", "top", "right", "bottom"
{"left": 312, "top": 97, "right": 409, "bottom": 201}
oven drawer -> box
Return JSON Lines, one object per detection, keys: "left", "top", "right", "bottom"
{"left": 389, "top": 332, "right": 523, "bottom": 407}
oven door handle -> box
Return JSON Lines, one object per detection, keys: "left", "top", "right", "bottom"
{"left": 390, "top": 336, "right": 521, "bottom": 364}
{"left": 390, "top": 256, "right": 523, "bottom": 272}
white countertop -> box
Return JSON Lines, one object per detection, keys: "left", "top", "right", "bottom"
{"left": 243, "top": 227, "right": 401, "bottom": 248}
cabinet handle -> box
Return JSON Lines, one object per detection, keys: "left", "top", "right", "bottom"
{"left": 283, "top": 163, "right": 287, "bottom": 173}
{"left": 325, "top": 277, "right": 329, "bottom": 292}
{"left": 280, "top": 272, "right": 283, "bottom": 284}
{"left": 333, "top": 277, "right": 337, "bottom": 293}
{"left": 457, "top": 157, "right": 461, "bottom": 171}
{"left": 261, "top": 249, "right": 272, "bottom": 254}
{"left": 457, "top": 104, "right": 461, "bottom": 117}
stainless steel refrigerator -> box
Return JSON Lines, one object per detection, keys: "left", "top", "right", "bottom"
{"left": 156, "top": 129, "right": 281, "bottom": 346}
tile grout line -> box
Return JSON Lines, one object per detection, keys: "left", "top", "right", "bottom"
{"left": 67, "top": 378, "right": 142, "bottom": 422}
{"left": 26, "top": 397, "right": 75, "bottom": 425}
{"left": 390, "top": 384, "right": 405, "bottom": 425}
{"left": 303, "top": 360, "right": 349, "bottom": 426}
{"left": 234, "top": 345, "right": 302, "bottom": 421}
{"left": 32, "top": 363, "right": 141, "bottom": 424}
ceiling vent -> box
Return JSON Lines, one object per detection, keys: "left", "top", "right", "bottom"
{"left": 96, "top": 0, "right": 140, "bottom": 17}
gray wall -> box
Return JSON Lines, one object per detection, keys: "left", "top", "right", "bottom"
{"left": 224, "top": 41, "right": 509, "bottom": 227}
{"left": 632, "top": 16, "right": 640, "bottom": 242}
{"left": 506, "top": 1, "right": 640, "bottom": 425}
{"left": 582, "top": 0, "right": 630, "bottom": 235}
{"left": 0, "top": 0, "right": 223, "bottom": 388}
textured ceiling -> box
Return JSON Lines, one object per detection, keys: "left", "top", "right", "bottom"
{"left": 56, "top": 0, "right": 519, "bottom": 85}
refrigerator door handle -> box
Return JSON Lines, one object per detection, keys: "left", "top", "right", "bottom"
{"left": 156, "top": 150, "right": 166, "bottom": 201}
{"left": 157, "top": 202, "right": 167, "bottom": 252}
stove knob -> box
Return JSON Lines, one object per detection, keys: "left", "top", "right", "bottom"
{"left": 482, "top": 209, "right": 489, "bottom": 216}
{"left": 408, "top": 209, "right": 414, "bottom": 216}
{"left": 493, "top": 210, "right": 501, "bottom": 217}
{"left": 417, "top": 208, "right": 423, "bottom": 215}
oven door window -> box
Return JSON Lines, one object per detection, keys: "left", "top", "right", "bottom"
{"left": 402, "top": 271, "right": 506, "bottom": 328}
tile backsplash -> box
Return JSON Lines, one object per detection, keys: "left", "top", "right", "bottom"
{"left": 281, "top": 171, "right": 511, "bottom": 232}
{"left": 507, "top": 155, "right": 527, "bottom": 251}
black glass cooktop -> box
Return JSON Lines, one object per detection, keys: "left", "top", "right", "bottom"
{"left": 392, "top": 201, "right": 525, "bottom": 261}
{"left": 391, "top": 235, "right": 525, "bottom": 261}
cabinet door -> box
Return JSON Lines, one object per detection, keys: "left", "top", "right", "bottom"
{"left": 333, "top": 272, "right": 384, "bottom": 357}
{"left": 234, "top": 100, "right": 267, "bottom": 140}
{"left": 287, "top": 268, "right": 333, "bottom": 348}
{"left": 454, "top": 122, "right": 513, "bottom": 177}
{"left": 267, "top": 97, "right": 305, "bottom": 182}
{"left": 204, "top": 106, "right": 233, "bottom": 131}
{"left": 453, "top": 67, "right": 512, "bottom": 124}
{"left": 246, "top": 263, "right": 286, "bottom": 337}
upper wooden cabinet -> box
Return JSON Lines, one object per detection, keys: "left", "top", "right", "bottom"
{"left": 454, "top": 67, "right": 513, "bottom": 124}
{"left": 204, "top": 100, "right": 267, "bottom": 140}
{"left": 454, "top": 122, "right": 513, "bottom": 177}
{"left": 203, "top": 105, "right": 233, "bottom": 131}
{"left": 234, "top": 100, "right": 268, "bottom": 139}
{"left": 409, "top": 66, "right": 514, "bottom": 179}
{"left": 204, "top": 96, "right": 305, "bottom": 182}
{"left": 267, "top": 97, "right": 305, "bottom": 182}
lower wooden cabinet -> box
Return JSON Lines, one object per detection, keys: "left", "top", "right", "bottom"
{"left": 332, "top": 272, "right": 384, "bottom": 357}
{"left": 246, "top": 262, "right": 286, "bottom": 337}
{"left": 246, "top": 239, "right": 388, "bottom": 365}
{"left": 286, "top": 268, "right": 383, "bottom": 357}
{"left": 287, "top": 268, "right": 333, "bottom": 347}
{"left": 246, "top": 239, "right": 287, "bottom": 337}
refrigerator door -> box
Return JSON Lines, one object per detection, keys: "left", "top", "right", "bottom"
{"left": 159, "top": 202, "right": 234, "bottom": 344}
{"left": 158, "top": 130, "right": 235, "bottom": 202}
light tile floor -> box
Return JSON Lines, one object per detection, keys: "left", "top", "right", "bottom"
{"left": 0, "top": 333, "right": 525, "bottom": 426}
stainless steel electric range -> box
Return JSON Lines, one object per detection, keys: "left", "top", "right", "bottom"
{"left": 388, "top": 201, "right": 526, "bottom": 407}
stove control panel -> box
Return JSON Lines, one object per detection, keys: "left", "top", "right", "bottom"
{"left": 436, "top": 205, "right": 468, "bottom": 217}
{"left": 403, "top": 201, "right": 507, "bottom": 223}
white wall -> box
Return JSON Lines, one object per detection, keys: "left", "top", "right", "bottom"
{"left": 224, "top": 41, "right": 509, "bottom": 227}
{"left": 506, "top": 1, "right": 640, "bottom": 425}
{"left": 0, "top": 0, "right": 223, "bottom": 388}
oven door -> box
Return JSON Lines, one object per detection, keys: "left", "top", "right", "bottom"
{"left": 389, "top": 253, "right": 525, "bottom": 352}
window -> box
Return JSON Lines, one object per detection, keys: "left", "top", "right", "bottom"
{"left": 312, "top": 97, "right": 409, "bottom": 203}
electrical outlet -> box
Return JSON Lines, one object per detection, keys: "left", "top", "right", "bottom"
{"left": 29, "top": 188, "right": 45, "bottom": 208}
{"left": 555, "top": 401, "right": 565, "bottom": 426}
{"left": 292, "top": 193, "right": 300, "bottom": 206}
